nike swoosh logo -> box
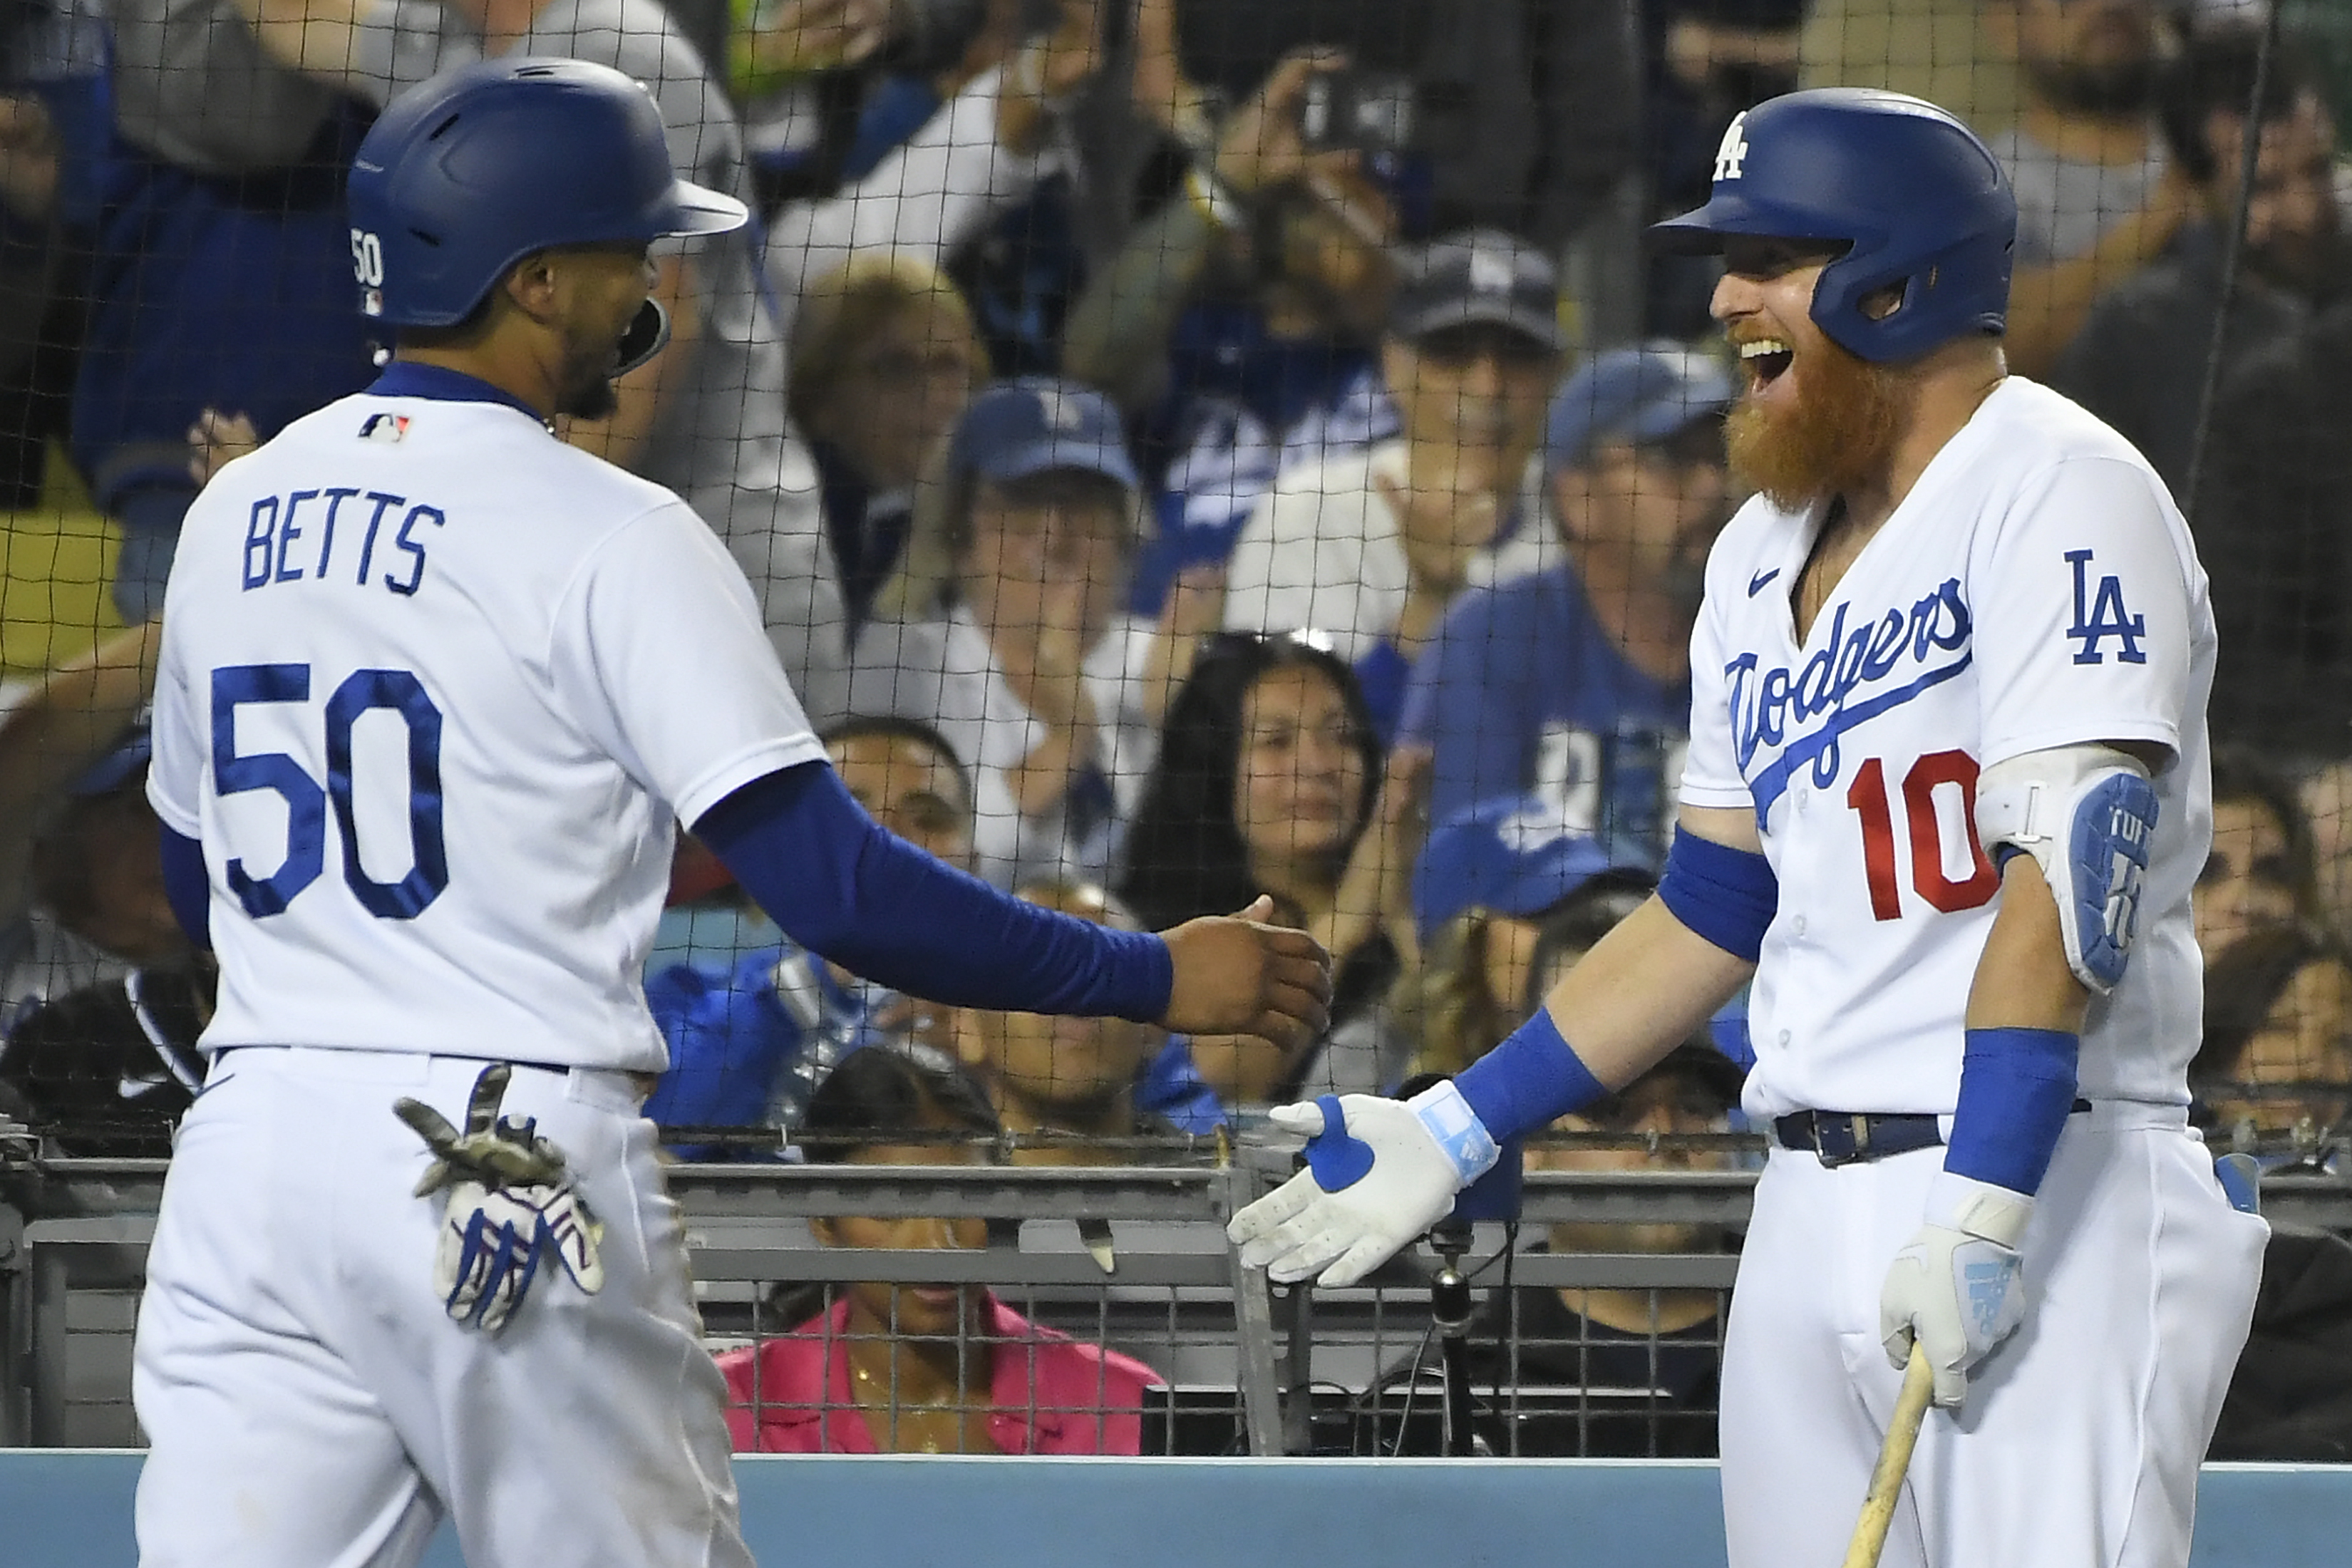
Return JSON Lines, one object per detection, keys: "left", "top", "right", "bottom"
{"left": 1748, "top": 568, "right": 1781, "bottom": 597}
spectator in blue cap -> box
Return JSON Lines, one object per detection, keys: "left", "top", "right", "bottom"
{"left": 1397, "top": 343, "right": 1735, "bottom": 872}
{"left": 848, "top": 376, "right": 1161, "bottom": 888}
{"left": 1401, "top": 794, "right": 1649, "bottom": 1080}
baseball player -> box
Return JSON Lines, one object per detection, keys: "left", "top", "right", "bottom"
{"left": 1232, "top": 88, "right": 2267, "bottom": 1568}
{"left": 133, "top": 59, "right": 1329, "bottom": 1568}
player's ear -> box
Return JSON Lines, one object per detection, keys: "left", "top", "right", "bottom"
{"left": 500, "top": 252, "right": 565, "bottom": 325}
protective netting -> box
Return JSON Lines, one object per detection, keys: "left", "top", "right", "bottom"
{"left": 0, "top": 0, "right": 2348, "bottom": 1461}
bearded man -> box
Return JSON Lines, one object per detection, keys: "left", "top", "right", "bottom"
{"left": 1232, "top": 88, "right": 2264, "bottom": 1568}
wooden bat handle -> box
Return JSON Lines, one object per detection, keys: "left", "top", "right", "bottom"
{"left": 1842, "top": 1342, "right": 1936, "bottom": 1568}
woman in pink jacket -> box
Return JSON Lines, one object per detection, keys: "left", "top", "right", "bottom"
{"left": 715, "top": 1045, "right": 1162, "bottom": 1454}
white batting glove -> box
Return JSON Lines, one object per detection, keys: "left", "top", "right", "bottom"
{"left": 1227, "top": 1083, "right": 1498, "bottom": 1287}
{"left": 1879, "top": 1170, "right": 2032, "bottom": 1408}
{"left": 394, "top": 1064, "right": 606, "bottom": 1333}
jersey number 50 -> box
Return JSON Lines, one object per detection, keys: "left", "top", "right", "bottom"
{"left": 1845, "top": 750, "right": 1999, "bottom": 921}
{"left": 213, "top": 664, "right": 448, "bottom": 921}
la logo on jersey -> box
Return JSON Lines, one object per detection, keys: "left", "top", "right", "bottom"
{"left": 2065, "top": 548, "right": 2146, "bottom": 665}
{"left": 359, "top": 413, "right": 411, "bottom": 443}
{"left": 1714, "top": 114, "right": 1750, "bottom": 182}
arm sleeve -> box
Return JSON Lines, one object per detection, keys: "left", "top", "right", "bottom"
{"left": 548, "top": 502, "right": 827, "bottom": 825}
{"left": 1970, "top": 455, "right": 2194, "bottom": 770}
{"left": 693, "top": 762, "right": 1175, "bottom": 1021}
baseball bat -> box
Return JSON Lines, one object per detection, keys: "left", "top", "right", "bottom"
{"left": 1841, "top": 1342, "right": 1935, "bottom": 1568}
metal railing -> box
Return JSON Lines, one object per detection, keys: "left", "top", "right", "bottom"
{"left": 5, "top": 1133, "right": 2348, "bottom": 1453}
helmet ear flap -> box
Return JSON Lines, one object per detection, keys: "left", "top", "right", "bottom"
{"left": 613, "top": 299, "right": 671, "bottom": 376}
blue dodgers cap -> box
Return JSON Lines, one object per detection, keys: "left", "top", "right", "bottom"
{"left": 949, "top": 377, "right": 1139, "bottom": 492}
{"left": 1546, "top": 344, "right": 1735, "bottom": 475}
{"left": 69, "top": 723, "right": 152, "bottom": 799}
{"left": 1411, "top": 795, "right": 1627, "bottom": 945}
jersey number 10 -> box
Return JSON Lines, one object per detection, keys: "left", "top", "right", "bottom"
{"left": 1845, "top": 750, "right": 2000, "bottom": 922}
{"left": 213, "top": 664, "right": 448, "bottom": 921}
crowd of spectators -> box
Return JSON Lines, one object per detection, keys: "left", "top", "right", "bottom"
{"left": 0, "top": 0, "right": 2349, "bottom": 1461}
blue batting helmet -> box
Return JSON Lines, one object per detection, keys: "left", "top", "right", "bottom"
{"left": 1649, "top": 89, "right": 2016, "bottom": 363}
{"left": 346, "top": 57, "right": 747, "bottom": 329}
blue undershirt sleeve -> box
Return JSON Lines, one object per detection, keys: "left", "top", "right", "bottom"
{"left": 159, "top": 826, "right": 210, "bottom": 952}
{"left": 692, "top": 763, "right": 1175, "bottom": 1022}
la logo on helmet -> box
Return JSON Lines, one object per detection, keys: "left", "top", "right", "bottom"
{"left": 1713, "top": 114, "right": 1750, "bottom": 182}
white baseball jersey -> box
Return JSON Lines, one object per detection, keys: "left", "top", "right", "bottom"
{"left": 1679, "top": 377, "right": 2213, "bottom": 1118}
{"left": 146, "top": 370, "right": 825, "bottom": 1071}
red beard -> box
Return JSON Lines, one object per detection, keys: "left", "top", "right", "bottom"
{"left": 1726, "top": 334, "right": 1909, "bottom": 512}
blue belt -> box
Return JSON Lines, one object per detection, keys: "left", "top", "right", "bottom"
{"left": 1774, "top": 1101, "right": 2093, "bottom": 1167}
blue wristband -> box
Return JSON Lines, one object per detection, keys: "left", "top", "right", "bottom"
{"left": 1657, "top": 830, "right": 1778, "bottom": 962}
{"left": 1944, "top": 1026, "right": 2080, "bottom": 1196}
{"left": 1453, "top": 1007, "right": 1609, "bottom": 1143}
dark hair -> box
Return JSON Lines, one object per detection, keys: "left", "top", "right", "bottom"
{"left": 2158, "top": 29, "right": 2324, "bottom": 183}
{"left": 820, "top": 713, "right": 976, "bottom": 812}
{"left": 799, "top": 1044, "right": 1001, "bottom": 1162}
{"left": 1116, "top": 633, "right": 1382, "bottom": 930}
{"left": 2194, "top": 921, "right": 2351, "bottom": 1083}
{"left": 2208, "top": 743, "right": 2322, "bottom": 921}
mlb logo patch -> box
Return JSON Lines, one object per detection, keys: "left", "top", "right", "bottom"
{"left": 359, "top": 413, "right": 410, "bottom": 443}
{"left": 362, "top": 288, "right": 383, "bottom": 317}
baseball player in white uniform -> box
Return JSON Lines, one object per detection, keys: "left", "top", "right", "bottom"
{"left": 133, "top": 59, "right": 1330, "bottom": 1568}
{"left": 1232, "top": 88, "right": 2267, "bottom": 1568}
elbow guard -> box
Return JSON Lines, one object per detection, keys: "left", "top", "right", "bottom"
{"left": 1973, "top": 745, "right": 2157, "bottom": 994}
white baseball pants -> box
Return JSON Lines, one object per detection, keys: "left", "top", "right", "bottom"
{"left": 1720, "top": 1104, "right": 2267, "bottom": 1568}
{"left": 133, "top": 1046, "right": 755, "bottom": 1568}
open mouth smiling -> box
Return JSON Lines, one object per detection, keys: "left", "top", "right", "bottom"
{"left": 1740, "top": 337, "right": 1794, "bottom": 388}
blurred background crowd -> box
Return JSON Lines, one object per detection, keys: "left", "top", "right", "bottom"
{"left": 0, "top": 0, "right": 2350, "bottom": 1463}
